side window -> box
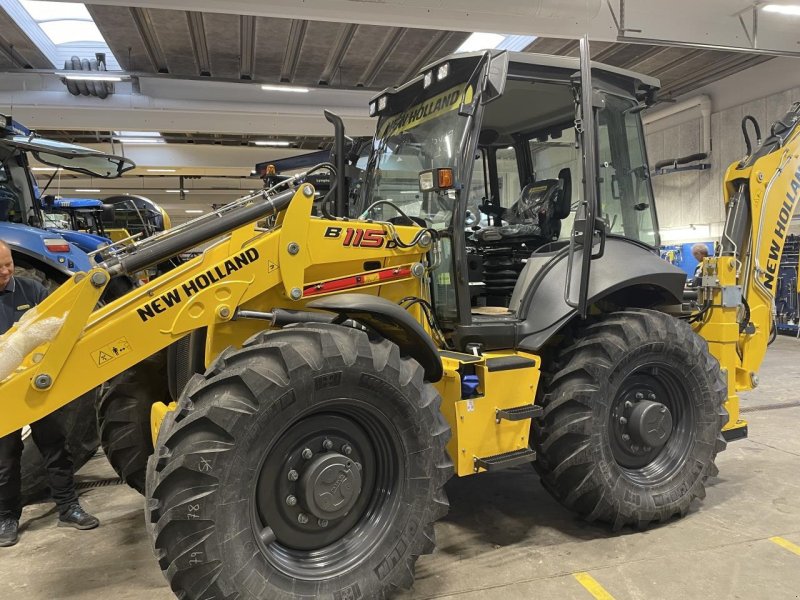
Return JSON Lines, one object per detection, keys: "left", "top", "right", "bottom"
{"left": 596, "top": 94, "right": 657, "bottom": 246}
{"left": 467, "top": 149, "right": 489, "bottom": 226}
{"left": 495, "top": 147, "right": 521, "bottom": 209}
{"left": 528, "top": 128, "right": 581, "bottom": 238}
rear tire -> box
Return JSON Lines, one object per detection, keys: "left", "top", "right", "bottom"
{"left": 146, "top": 324, "right": 452, "bottom": 600}
{"left": 533, "top": 309, "right": 727, "bottom": 529}
{"left": 98, "top": 351, "right": 168, "bottom": 493}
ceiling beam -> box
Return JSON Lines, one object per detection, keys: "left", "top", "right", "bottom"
{"left": 358, "top": 27, "right": 405, "bottom": 88}
{"left": 186, "top": 12, "right": 211, "bottom": 77}
{"left": 239, "top": 15, "right": 256, "bottom": 80}
{"left": 129, "top": 7, "right": 169, "bottom": 74}
{"left": 280, "top": 19, "right": 308, "bottom": 83}
{"left": 398, "top": 30, "right": 457, "bottom": 84}
{"left": 318, "top": 23, "right": 357, "bottom": 86}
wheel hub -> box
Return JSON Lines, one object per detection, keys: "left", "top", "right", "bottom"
{"left": 610, "top": 379, "right": 678, "bottom": 469}
{"left": 628, "top": 400, "right": 673, "bottom": 448}
{"left": 300, "top": 452, "right": 363, "bottom": 520}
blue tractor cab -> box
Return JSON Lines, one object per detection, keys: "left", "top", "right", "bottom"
{"left": 0, "top": 114, "right": 135, "bottom": 288}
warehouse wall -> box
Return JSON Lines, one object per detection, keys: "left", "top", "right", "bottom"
{"left": 645, "top": 84, "right": 800, "bottom": 242}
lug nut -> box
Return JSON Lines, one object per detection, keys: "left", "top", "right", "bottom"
{"left": 619, "top": 417, "right": 627, "bottom": 425}
{"left": 297, "top": 513, "right": 309, "bottom": 524}
{"left": 317, "top": 519, "right": 328, "bottom": 527}
{"left": 341, "top": 444, "right": 352, "bottom": 456}
{"left": 635, "top": 392, "right": 644, "bottom": 400}
{"left": 648, "top": 393, "right": 656, "bottom": 400}
{"left": 323, "top": 439, "right": 333, "bottom": 451}
{"left": 643, "top": 446, "right": 651, "bottom": 452}
{"left": 631, "top": 444, "right": 639, "bottom": 452}
{"left": 285, "top": 495, "right": 297, "bottom": 506}
{"left": 302, "top": 448, "right": 313, "bottom": 459}
{"left": 287, "top": 470, "right": 299, "bottom": 481}
{"left": 624, "top": 401, "right": 633, "bottom": 409}
{"left": 622, "top": 433, "right": 630, "bottom": 442}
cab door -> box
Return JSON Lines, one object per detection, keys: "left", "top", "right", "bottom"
{"left": 564, "top": 36, "right": 605, "bottom": 318}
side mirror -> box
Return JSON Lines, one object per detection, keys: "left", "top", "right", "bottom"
{"left": 481, "top": 52, "right": 509, "bottom": 105}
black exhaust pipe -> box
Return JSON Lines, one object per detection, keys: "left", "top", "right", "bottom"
{"left": 324, "top": 110, "right": 347, "bottom": 217}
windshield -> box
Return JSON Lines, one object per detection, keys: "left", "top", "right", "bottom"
{"left": 362, "top": 84, "right": 473, "bottom": 228}
{"left": 1, "top": 136, "right": 135, "bottom": 178}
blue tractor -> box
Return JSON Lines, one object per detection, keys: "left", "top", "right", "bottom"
{"left": 0, "top": 114, "right": 136, "bottom": 501}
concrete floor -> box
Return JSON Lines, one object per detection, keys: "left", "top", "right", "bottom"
{"left": 4, "top": 337, "right": 800, "bottom": 600}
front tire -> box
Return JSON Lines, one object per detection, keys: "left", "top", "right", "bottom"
{"left": 533, "top": 309, "right": 727, "bottom": 529}
{"left": 97, "top": 351, "right": 169, "bottom": 493}
{"left": 146, "top": 324, "right": 452, "bottom": 600}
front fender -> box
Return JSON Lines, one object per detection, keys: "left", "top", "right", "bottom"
{"left": 308, "top": 293, "right": 443, "bottom": 382}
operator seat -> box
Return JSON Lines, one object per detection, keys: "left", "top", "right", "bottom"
{"left": 504, "top": 168, "right": 571, "bottom": 241}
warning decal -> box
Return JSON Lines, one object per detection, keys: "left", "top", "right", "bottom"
{"left": 92, "top": 337, "right": 132, "bottom": 367}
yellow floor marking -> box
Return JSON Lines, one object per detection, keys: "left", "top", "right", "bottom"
{"left": 770, "top": 536, "right": 800, "bottom": 556}
{"left": 573, "top": 572, "right": 616, "bottom": 600}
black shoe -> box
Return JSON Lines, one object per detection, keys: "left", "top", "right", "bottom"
{"left": 58, "top": 504, "right": 99, "bottom": 530}
{"left": 0, "top": 518, "right": 19, "bottom": 547}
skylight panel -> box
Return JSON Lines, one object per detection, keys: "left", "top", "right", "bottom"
{"left": 39, "top": 20, "right": 105, "bottom": 45}
{"left": 457, "top": 33, "right": 505, "bottom": 53}
{"left": 1, "top": 0, "right": 120, "bottom": 69}
{"left": 19, "top": 0, "right": 90, "bottom": 20}
{"left": 456, "top": 32, "right": 538, "bottom": 54}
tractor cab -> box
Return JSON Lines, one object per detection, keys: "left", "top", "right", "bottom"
{"left": 358, "top": 51, "right": 682, "bottom": 352}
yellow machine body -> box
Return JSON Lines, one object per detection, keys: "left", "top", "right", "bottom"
{"left": 0, "top": 187, "right": 428, "bottom": 437}
{"left": 696, "top": 121, "right": 800, "bottom": 437}
{"left": 435, "top": 350, "right": 541, "bottom": 476}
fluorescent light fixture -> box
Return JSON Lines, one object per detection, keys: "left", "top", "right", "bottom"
{"left": 762, "top": 4, "right": 800, "bottom": 15}
{"left": 165, "top": 189, "right": 190, "bottom": 193}
{"left": 75, "top": 188, "right": 101, "bottom": 192}
{"left": 456, "top": 32, "right": 537, "bottom": 53}
{"left": 57, "top": 72, "right": 127, "bottom": 81}
{"left": 115, "top": 130, "right": 161, "bottom": 137}
{"left": 254, "top": 140, "right": 291, "bottom": 147}
{"left": 261, "top": 84, "right": 309, "bottom": 93}
{"left": 31, "top": 167, "right": 59, "bottom": 171}
{"left": 185, "top": 209, "right": 204, "bottom": 214}
{"left": 399, "top": 190, "right": 419, "bottom": 194}
{"left": 115, "top": 137, "right": 165, "bottom": 144}
{"left": 146, "top": 168, "right": 176, "bottom": 173}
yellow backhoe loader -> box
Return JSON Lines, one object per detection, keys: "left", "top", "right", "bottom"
{"left": 0, "top": 39, "right": 796, "bottom": 599}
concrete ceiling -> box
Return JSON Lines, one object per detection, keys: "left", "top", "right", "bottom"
{"left": 2, "top": 0, "right": 799, "bottom": 225}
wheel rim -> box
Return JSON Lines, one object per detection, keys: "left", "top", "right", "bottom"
{"left": 609, "top": 361, "right": 695, "bottom": 485}
{"left": 251, "top": 399, "right": 404, "bottom": 580}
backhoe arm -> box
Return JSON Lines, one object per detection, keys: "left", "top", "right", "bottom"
{"left": 695, "top": 102, "right": 800, "bottom": 433}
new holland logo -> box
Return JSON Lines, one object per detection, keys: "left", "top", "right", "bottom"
{"left": 763, "top": 164, "right": 800, "bottom": 291}
{"left": 136, "top": 248, "right": 260, "bottom": 322}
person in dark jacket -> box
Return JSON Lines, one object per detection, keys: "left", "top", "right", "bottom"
{"left": 0, "top": 239, "right": 99, "bottom": 547}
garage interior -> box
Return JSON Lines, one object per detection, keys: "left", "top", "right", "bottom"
{"left": 2, "top": 1, "right": 800, "bottom": 599}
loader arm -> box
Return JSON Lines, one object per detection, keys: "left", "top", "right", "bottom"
{"left": 695, "top": 102, "right": 800, "bottom": 435}
{"left": 0, "top": 184, "right": 430, "bottom": 437}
